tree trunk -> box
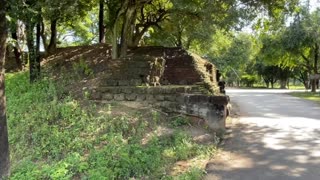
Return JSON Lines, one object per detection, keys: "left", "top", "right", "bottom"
{"left": 26, "top": 21, "right": 37, "bottom": 82}
{"left": 0, "top": 0, "right": 10, "bottom": 176}
{"left": 120, "top": 6, "right": 136, "bottom": 57}
{"left": 111, "top": 21, "right": 119, "bottom": 59}
{"left": 280, "top": 80, "right": 287, "bottom": 89}
{"left": 127, "top": 10, "right": 137, "bottom": 47}
{"left": 176, "top": 30, "right": 183, "bottom": 47}
{"left": 264, "top": 80, "right": 269, "bottom": 88}
{"left": 48, "top": 19, "right": 57, "bottom": 54}
{"left": 315, "top": 43, "right": 318, "bottom": 90}
{"left": 132, "top": 31, "right": 144, "bottom": 46}
{"left": 99, "top": 0, "right": 106, "bottom": 43}
{"left": 40, "top": 21, "right": 48, "bottom": 53}
{"left": 311, "top": 79, "right": 316, "bottom": 92}
{"left": 304, "top": 81, "right": 309, "bottom": 89}
{"left": 311, "top": 43, "right": 319, "bottom": 92}
{"left": 35, "top": 21, "right": 41, "bottom": 79}
{"left": 11, "top": 31, "right": 23, "bottom": 70}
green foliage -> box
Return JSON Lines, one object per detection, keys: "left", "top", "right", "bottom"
{"left": 162, "top": 131, "right": 217, "bottom": 161}
{"left": 6, "top": 72, "right": 217, "bottom": 179}
{"left": 72, "top": 57, "right": 94, "bottom": 77}
{"left": 175, "top": 167, "right": 206, "bottom": 180}
{"left": 170, "top": 116, "right": 190, "bottom": 127}
{"left": 7, "top": 73, "right": 94, "bottom": 160}
{"left": 87, "top": 134, "right": 163, "bottom": 179}
{"left": 240, "top": 74, "right": 258, "bottom": 87}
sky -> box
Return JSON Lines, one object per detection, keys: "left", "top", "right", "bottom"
{"left": 310, "top": 0, "right": 320, "bottom": 11}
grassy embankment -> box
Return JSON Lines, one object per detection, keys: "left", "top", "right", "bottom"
{"left": 290, "top": 92, "right": 320, "bottom": 104}
{"left": 5, "top": 71, "right": 219, "bottom": 179}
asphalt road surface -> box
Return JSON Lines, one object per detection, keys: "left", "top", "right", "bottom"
{"left": 205, "top": 89, "right": 320, "bottom": 180}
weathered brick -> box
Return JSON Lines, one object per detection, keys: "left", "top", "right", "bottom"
{"left": 121, "top": 87, "right": 132, "bottom": 94}
{"left": 91, "top": 93, "right": 101, "bottom": 100}
{"left": 146, "top": 95, "right": 155, "bottom": 101}
{"left": 146, "top": 87, "right": 154, "bottom": 94}
{"left": 114, "top": 94, "right": 125, "bottom": 101}
{"left": 129, "top": 79, "right": 142, "bottom": 86}
{"left": 165, "top": 88, "right": 175, "bottom": 94}
{"left": 164, "top": 95, "right": 176, "bottom": 102}
{"left": 110, "top": 87, "right": 121, "bottom": 94}
{"left": 103, "top": 94, "right": 114, "bottom": 101}
{"left": 155, "top": 95, "right": 165, "bottom": 101}
{"left": 118, "top": 80, "right": 129, "bottom": 86}
{"left": 185, "top": 86, "right": 193, "bottom": 93}
{"left": 136, "top": 94, "right": 146, "bottom": 101}
{"left": 125, "top": 94, "right": 137, "bottom": 101}
{"left": 175, "top": 94, "right": 185, "bottom": 104}
{"left": 133, "top": 87, "right": 143, "bottom": 94}
{"left": 99, "top": 87, "right": 112, "bottom": 93}
{"left": 176, "top": 87, "right": 186, "bottom": 93}
{"left": 105, "top": 80, "right": 117, "bottom": 86}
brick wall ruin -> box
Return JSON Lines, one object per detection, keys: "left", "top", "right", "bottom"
{"left": 100, "top": 47, "right": 219, "bottom": 94}
{"left": 90, "top": 86, "right": 228, "bottom": 131}
{"left": 90, "top": 46, "right": 229, "bottom": 131}
{"left": 44, "top": 45, "right": 229, "bottom": 131}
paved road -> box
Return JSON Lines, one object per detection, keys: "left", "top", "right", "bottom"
{"left": 205, "top": 89, "right": 320, "bottom": 180}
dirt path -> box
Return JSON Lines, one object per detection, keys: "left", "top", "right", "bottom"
{"left": 204, "top": 89, "right": 320, "bottom": 180}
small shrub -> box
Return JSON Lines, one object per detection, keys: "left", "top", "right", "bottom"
{"left": 240, "top": 74, "right": 257, "bottom": 87}
{"left": 72, "top": 57, "right": 93, "bottom": 77}
{"left": 176, "top": 167, "right": 206, "bottom": 180}
{"left": 170, "top": 116, "right": 189, "bottom": 127}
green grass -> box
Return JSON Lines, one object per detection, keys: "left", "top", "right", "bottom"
{"left": 5, "top": 71, "right": 217, "bottom": 179}
{"left": 290, "top": 92, "right": 320, "bottom": 104}
{"left": 288, "top": 85, "right": 306, "bottom": 90}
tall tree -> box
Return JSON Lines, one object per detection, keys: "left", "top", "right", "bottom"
{"left": 42, "top": 0, "right": 97, "bottom": 53}
{"left": 8, "top": 20, "right": 23, "bottom": 70}
{"left": 107, "top": 0, "right": 170, "bottom": 58}
{"left": 24, "top": 0, "right": 40, "bottom": 82}
{"left": 99, "top": 0, "right": 106, "bottom": 43}
{"left": 258, "top": 33, "right": 294, "bottom": 89}
{"left": 0, "top": 0, "right": 10, "bottom": 177}
{"left": 282, "top": 8, "right": 320, "bottom": 92}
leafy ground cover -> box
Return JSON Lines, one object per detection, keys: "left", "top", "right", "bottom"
{"left": 6, "top": 72, "right": 219, "bottom": 179}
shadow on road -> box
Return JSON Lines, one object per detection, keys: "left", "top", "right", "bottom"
{"left": 205, "top": 91, "right": 320, "bottom": 180}
{"left": 205, "top": 123, "right": 320, "bottom": 180}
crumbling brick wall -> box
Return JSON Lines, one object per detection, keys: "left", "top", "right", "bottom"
{"left": 162, "top": 48, "right": 202, "bottom": 85}
{"left": 90, "top": 86, "right": 228, "bottom": 131}
{"left": 100, "top": 46, "right": 219, "bottom": 94}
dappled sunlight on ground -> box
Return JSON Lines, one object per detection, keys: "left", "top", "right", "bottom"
{"left": 206, "top": 121, "right": 320, "bottom": 180}
{"left": 205, "top": 90, "right": 320, "bottom": 180}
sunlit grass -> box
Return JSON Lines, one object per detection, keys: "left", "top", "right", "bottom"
{"left": 290, "top": 92, "right": 320, "bottom": 104}
{"left": 239, "top": 84, "right": 306, "bottom": 90}
{"left": 6, "top": 71, "right": 217, "bottom": 179}
{"left": 288, "top": 85, "right": 306, "bottom": 90}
